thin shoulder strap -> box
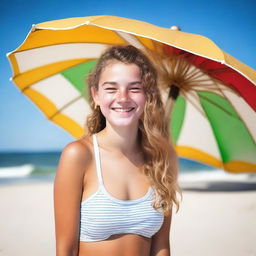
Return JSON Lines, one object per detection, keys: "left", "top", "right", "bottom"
{"left": 92, "top": 134, "right": 104, "bottom": 186}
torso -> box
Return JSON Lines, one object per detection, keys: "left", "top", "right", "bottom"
{"left": 78, "top": 134, "right": 157, "bottom": 256}
{"left": 79, "top": 234, "right": 151, "bottom": 256}
{"left": 81, "top": 136, "right": 150, "bottom": 203}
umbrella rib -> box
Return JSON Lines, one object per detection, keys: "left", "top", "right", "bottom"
{"left": 186, "top": 80, "right": 227, "bottom": 165}
{"left": 190, "top": 80, "right": 227, "bottom": 90}
{"left": 114, "top": 31, "right": 146, "bottom": 50}
{"left": 180, "top": 90, "right": 207, "bottom": 118}
{"left": 198, "top": 99, "right": 226, "bottom": 168}
{"left": 182, "top": 58, "right": 194, "bottom": 76}
{"left": 198, "top": 93, "right": 240, "bottom": 120}
{"left": 189, "top": 80, "right": 216, "bottom": 85}
{"left": 179, "top": 91, "right": 227, "bottom": 163}
{"left": 215, "top": 81, "right": 240, "bottom": 95}
{"left": 153, "top": 40, "right": 163, "bottom": 54}
{"left": 215, "top": 84, "right": 256, "bottom": 143}
{"left": 183, "top": 68, "right": 205, "bottom": 82}
{"left": 48, "top": 94, "right": 85, "bottom": 120}
{"left": 189, "top": 74, "right": 235, "bottom": 93}
{"left": 178, "top": 62, "right": 190, "bottom": 79}
{"left": 212, "top": 78, "right": 240, "bottom": 95}
{"left": 175, "top": 58, "right": 186, "bottom": 76}
{"left": 178, "top": 57, "right": 193, "bottom": 79}
{"left": 192, "top": 82, "right": 255, "bottom": 142}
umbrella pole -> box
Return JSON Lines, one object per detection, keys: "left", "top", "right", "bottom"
{"left": 165, "top": 26, "right": 181, "bottom": 122}
{"left": 165, "top": 85, "right": 180, "bottom": 122}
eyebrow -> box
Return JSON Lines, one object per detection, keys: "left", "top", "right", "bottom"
{"left": 101, "top": 81, "right": 143, "bottom": 87}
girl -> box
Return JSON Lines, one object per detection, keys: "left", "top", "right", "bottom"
{"left": 54, "top": 45, "right": 181, "bottom": 256}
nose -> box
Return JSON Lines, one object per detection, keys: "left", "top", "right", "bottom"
{"left": 116, "top": 89, "right": 130, "bottom": 103}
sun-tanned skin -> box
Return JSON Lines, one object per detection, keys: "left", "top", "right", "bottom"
{"left": 54, "top": 135, "right": 172, "bottom": 256}
{"left": 54, "top": 62, "right": 172, "bottom": 256}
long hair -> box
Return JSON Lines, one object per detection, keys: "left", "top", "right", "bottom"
{"left": 84, "top": 45, "right": 182, "bottom": 215}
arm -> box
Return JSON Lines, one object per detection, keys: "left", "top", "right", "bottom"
{"left": 54, "top": 141, "right": 88, "bottom": 256}
{"left": 150, "top": 145, "right": 178, "bottom": 256}
{"left": 150, "top": 211, "right": 172, "bottom": 256}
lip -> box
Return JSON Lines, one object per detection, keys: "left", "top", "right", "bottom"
{"left": 111, "top": 107, "right": 135, "bottom": 112}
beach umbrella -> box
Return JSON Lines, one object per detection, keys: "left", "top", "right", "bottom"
{"left": 7, "top": 15, "right": 256, "bottom": 173}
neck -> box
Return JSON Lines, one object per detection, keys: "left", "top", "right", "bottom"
{"left": 97, "top": 122, "right": 140, "bottom": 155}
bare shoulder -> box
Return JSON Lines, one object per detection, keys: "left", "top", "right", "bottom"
{"left": 56, "top": 135, "right": 93, "bottom": 177}
{"left": 63, "top": 135, "right": 92, "bottom": 159}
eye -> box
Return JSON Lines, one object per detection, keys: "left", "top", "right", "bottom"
{"left": 130, "top": 87, "right": 142, "bottom": 92}
{"left": 104, "top": 87, "right": 117, "bottom": 93}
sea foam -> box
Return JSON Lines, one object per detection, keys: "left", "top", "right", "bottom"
{"left": 0, "top": 164, "right": 34, "bottom": 178}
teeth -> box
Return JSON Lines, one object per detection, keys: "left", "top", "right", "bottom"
{"left": 113, "top": 108, "right": 133, "bottom": 112}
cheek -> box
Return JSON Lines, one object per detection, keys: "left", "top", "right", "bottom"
{"left": 135, "top": 95, "right": 146, "bottom": 116}
{"left": 98, "top": 92, "right": 113, "bottom": 105}
{"left": 97, "top": 94, "right": 115, "bottom": 117}
{"left": 136, "top": 94, "right": 146, "bottom": 107}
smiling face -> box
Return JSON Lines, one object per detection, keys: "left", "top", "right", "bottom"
{"left": 91, "top": 61, "right": 146, "bottom": 129}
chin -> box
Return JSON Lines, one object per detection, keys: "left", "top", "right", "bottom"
{"left": 107, "top": 118, "right": 140, "bottom": 128}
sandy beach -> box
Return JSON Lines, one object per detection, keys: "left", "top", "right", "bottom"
{"left": 0, "top": 180, "right": 256, "bottom": 256}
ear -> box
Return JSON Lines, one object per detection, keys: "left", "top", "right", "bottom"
{"left": 91, "top": 86, "right": 100, "bottom": 106}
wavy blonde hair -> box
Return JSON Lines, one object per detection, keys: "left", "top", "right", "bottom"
{"left": 84, "top": 45, "right": 182, "bottom": 215}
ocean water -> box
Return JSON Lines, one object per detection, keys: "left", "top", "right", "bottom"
{"left": 0, "top": 151, "right": 60, "bottom": 184}
{"left": 0, "top": 151, "right": 255, "bottom": 185}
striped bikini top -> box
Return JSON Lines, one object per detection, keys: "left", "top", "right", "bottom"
{"left": 79, "top": 134, "right": 164, "bottom": 242}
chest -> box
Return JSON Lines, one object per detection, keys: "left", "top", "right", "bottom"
{"left": 101, "top": 150, "right": 147, "bottom": 185}
{"left": 83, "top": 149, "right": 150, "bottom": 201}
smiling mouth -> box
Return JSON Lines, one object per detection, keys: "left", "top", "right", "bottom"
{"left": 111, "top": 107, "right": 135, "bottom": 112}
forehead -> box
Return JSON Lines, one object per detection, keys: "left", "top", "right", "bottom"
{"left": 99, "top": 62, "right": 142, "bottom": 81}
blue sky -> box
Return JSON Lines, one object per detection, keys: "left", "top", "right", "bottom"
{"left": 0, "top": 0, "right": 255, "bottom": 151}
